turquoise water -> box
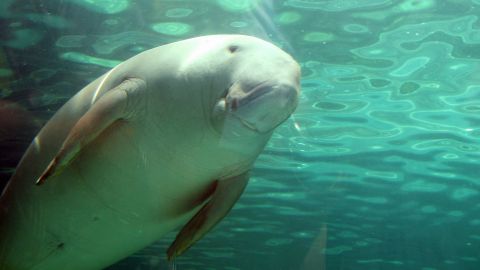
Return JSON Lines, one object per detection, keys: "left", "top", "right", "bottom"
{"left": 1, "top": 0, "right": 480, "bottom": 269}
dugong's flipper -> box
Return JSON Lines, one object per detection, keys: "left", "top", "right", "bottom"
{"left": 167, "top": 172, "right": 249, "bottom": 260}
{"left": 36, "top": 78, "right": 147, "bottom": 185}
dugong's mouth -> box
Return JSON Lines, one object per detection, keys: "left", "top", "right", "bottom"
{"left": 233, "top": 114, "right": 261, "bottom": 132}
{"left": 227, "top": 81, "right": 270, "bottom": 109}
{"left": 212, "top": 95, "right": 263, "bottom": 135}
{"left": 212, "top": 80, "right": 298, "bottom": 135}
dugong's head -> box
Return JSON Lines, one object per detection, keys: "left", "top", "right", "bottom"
{"left": 201, "top": 35, "right": 301, "bottom": 140}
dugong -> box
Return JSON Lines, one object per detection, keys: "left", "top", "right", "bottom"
{"left": 0, "top": 34, "right": 300, "bottom": 270}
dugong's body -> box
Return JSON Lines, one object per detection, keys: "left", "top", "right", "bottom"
{"left": 0, "top": 35, "right": 300, "bottom": 270}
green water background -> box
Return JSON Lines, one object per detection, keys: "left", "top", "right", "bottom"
{"left": 1, "top": 0, "right": 479, "bottom": 269}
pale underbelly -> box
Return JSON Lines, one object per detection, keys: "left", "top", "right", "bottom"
{"left": 0, "top": 143, "right": 215, "bottom": 270}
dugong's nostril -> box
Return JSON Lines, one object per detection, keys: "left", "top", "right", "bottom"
{"left": 228, "top": 45, "right": 239, "bottom": 53}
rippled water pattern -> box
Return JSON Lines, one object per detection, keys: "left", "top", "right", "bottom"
{"left": 1, "top": 0, "right": 480, "bottom": 270}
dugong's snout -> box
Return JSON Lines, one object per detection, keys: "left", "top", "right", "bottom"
{"left": 225, "top": 80, "right": 299, "bottom": 133}
{"left": 210, "top": 35, "right": 301, "bottom": 137}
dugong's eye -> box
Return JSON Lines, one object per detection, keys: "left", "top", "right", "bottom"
{"left": 228, "top": 45, "right": 239, "bottom": 53}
